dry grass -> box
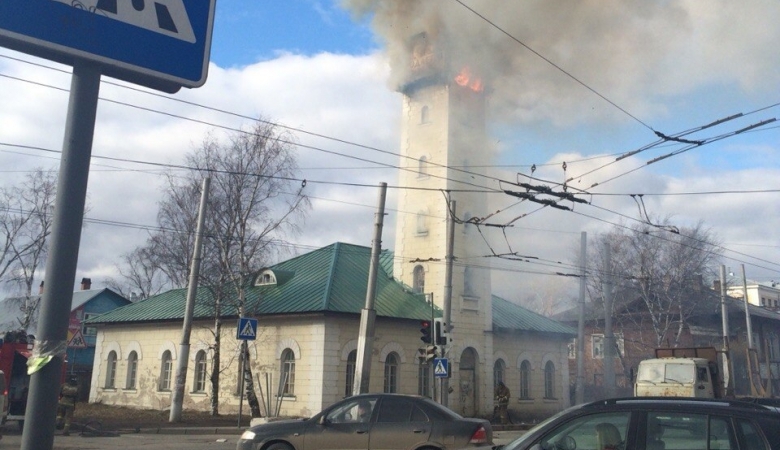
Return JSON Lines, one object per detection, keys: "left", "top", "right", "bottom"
{"left": 73, "top": 402, "right": 247, "bottom": 430}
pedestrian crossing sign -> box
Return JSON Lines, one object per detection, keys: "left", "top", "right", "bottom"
{"left": 433, "top": 357, "right": 448, "bottom": 378}
{"left": 236, "top": 317, "right": 258, "bottom": 341}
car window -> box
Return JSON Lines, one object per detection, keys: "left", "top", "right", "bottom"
{"left": 325, "top": 398, "right": 376, "bottom": 424}
{"left": 736, "top": 418, "right": 767, "bottom": 450}
{"left": 646, "top": 412, "right": 739, "bottom": 450}
{"left": 376, "top": 397, "right": 412, "bottom": 423}
{"left": 537, "top": 412, "right": 630, "bottom": 450}
{"left": 411, "top": 405, "right": 429, "bottom": 422}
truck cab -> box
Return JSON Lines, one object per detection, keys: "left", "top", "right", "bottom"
{"left": 635, "top": 357, "right": 716, "bottom": 398}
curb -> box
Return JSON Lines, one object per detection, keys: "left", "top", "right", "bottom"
{"left": 110, "top": 426, "right": 244, "bottom": 435}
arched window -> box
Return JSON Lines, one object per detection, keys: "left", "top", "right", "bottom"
{"left": 105, "top": 351, "right": 117, "bottom": 389}
{"left": 520, "top": 360, "right": 531, "bottom": 399}
{"left": 159, "top": 350, "right": 173, "bottom": 391}
{"left": 125, "top": 351, "right": 138, "bottom": 389}
{"left": 281, "top": 348, "right": 296, "bottom": 396}
{"left": 413, "top": 265, "right": 425, "bottom": 294}
{"left": 345, "top": 350, "right": 357, "bottom": 397}
{"left": 416, "top": 211, "right": 428, "bottom": 235}
{"left": 493, "top": 359, "right": 506, "bottom": 389}
{"left": 193, "top": 350, "right": 208, "bottom": 393}
{"left": 544, "top": 360, "right": 555, "bottom": 399}
{"left": 418, "top": 156, "right": 429, "bottom": 178}
{"left": 420, "top": 105, "right": 430, "bottom": 124}
{"left": 384, "top": 352, "right": 399, "bottom": 393}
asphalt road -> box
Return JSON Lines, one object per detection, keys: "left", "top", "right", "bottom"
{"left": 0, "top": 429, "right": 526, "bottom": 449}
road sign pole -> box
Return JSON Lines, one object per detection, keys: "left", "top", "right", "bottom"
{"left": 21, "top": 62, "right": 101, "bottom": 450}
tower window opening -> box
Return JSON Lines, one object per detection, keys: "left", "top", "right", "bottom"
{"left": 421, "top": 105, "right": 431, "bottom": 124}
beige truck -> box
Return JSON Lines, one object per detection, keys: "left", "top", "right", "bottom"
{"left": 634, "top": 347, "right": 725, "bottom": 398}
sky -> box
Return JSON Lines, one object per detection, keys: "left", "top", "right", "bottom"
{"left": 1, "top": 0, "right": 780, "bottom": 307}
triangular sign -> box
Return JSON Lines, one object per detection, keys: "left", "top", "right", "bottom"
{"left": 68, "top": 329, "right": 87, "bottom": 348}
{"left": 434, "top": 360, "right": 447, "bottom": 376}
{"left": 239, "top": 320, "right": 256, "bottom": 338}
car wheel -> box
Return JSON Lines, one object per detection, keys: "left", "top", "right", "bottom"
{"left": 265, "top": 443, "right": 293, "bottom": 450}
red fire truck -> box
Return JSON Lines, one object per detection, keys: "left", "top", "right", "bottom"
{"left": 0, "top": 332, "right": 34, "bottom": 428}
{"left": 0, "top": 330, "right": 66, "bottom": 429}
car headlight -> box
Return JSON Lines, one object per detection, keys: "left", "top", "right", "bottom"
{"left": 240, "top": 430, "right": 257, "bottom": 440}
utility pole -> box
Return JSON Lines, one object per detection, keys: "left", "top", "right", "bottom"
{"left": 441, "top": 199, "right": 455, "bottom": 407}
{"left": 170, "top": 177, "right": 210, "bottom": 422}
{"left": 575, "top": 232, "right": 586, "bottom": 405}
{"left": 719, "top": 265, "right": 732, "bottom": 396}
{"left": 741, "top": 264, "right": 754, "bottom": 349}
{"left": 353, "top": 182, "right": 387, "bottom": 395}
{"left": 602, "top": 241, "right": 616, "bottom": 398}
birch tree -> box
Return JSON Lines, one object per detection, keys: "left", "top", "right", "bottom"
{"left": 0, "top": 168, "right": 57, "bottom": 331}
{"left": 112, "top": 120, "right": 309, "bottom": 415}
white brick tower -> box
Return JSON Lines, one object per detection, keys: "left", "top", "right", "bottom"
{"left": 393, "top": 33, "right": 494, "bottom": 416}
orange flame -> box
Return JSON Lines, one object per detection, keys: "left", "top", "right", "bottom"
{"left": 454, "top": 67, "right": 484, "bottom": 92}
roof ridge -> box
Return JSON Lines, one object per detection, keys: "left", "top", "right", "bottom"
{"left": 320, "top": 242, "right": 342, "bottom": 310}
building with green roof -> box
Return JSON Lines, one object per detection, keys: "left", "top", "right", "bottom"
{"left": 86, "top": 242, "right": 574, "bottom": 418}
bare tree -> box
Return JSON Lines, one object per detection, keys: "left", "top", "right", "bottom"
{"left": 0, "top": 169, "right": 57, "bottom": 331}
{"left": 588, "top": 218, "right": 721, "bottom": 349}
{"left": 112, "top": 120, "right": 309, "bottom": 416}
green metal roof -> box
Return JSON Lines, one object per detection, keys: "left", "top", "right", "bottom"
{"left": 492, "top": 295, "right": 576, "bottom": 336}
{"left": 87, "top": 243, "right": 434, "bottom": 325}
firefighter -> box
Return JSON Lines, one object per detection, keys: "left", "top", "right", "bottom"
{"left": 494, "top": 381, "right": 511, "bottom": 425}
{"left": 56, "top": 376, "right": 79, "bottom": 436}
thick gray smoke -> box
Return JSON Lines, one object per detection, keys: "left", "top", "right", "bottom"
{"left": 342, "top": 0, "right": 780, "bottom": 127}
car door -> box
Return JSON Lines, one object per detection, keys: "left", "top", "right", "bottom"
{"left": 369, "top": 397, "right": 432, "bottom": 450}
{"left": 303, "top": 397, "right": 375, "bottom": 450}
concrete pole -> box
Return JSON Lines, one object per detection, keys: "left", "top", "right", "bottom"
{"left": 719, "top": 265, "right": 732, "bottom": 395}
{"left": 353, "top": 182, "right": 387, "bottom": 395}
{"left": 720, "top": 265, "right": 730, "bottom": 352}
{"left": 170, "top": 177, "right": 210, "bottom": 422}
{"left": 602, "top": 241, "right": 616, "bottom": 398}
{"left": 741, "top": 264, "right": 754, "bottom": 349}
{"left": 575, "top": 232, "right": 587, "bottom": 404}
{"left": 441, "top": 199, "right": 455, "bottom": 407}
{"left": 21, "top": 63, "right": 101, "bottom": 450}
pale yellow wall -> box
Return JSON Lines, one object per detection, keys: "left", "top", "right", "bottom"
{"left": 492, "top": 331, "right": 571, "bottom": 417}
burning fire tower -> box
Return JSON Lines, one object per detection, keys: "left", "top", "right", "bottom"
{"left": 393, "top": 33, "right": 494, "bottom": 416}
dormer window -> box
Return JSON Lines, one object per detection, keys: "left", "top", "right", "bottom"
{"left": 255, "top": 270, "right": 277, "bottom": 286}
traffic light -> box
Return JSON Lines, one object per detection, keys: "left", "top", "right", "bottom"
{"left": 434, "top": 318, "right": 449, "bottom": 346}
{"left": 420, "top": 320, "right": 432, "bottom": 344}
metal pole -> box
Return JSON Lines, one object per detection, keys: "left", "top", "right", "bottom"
{"left": 170, "top": 177, "right": 210, "bottom": 422}
{"left": 353, "top": 182, "right": 387, "bottom": 395}
{"left": 21, "top": 62, "right": 101, "bottom": 450}
{"left": 238, "top": 343, "right": 245, "bottom": 426}
{"left": 441, "top": 199, "right": 455, "bottom": 407}
{"left": 575, "top": 232, "right": 587, "bottom": 404}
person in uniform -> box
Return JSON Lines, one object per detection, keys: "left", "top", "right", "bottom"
{"left": 56, "top": 376, "right": 79, "bottom": 436}
{"left": 494, "top": 381, "right": 511, "bottom": 425}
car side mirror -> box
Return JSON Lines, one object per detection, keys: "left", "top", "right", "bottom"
{"left": 319, "top": 415, "right": 329, "bottom": 426}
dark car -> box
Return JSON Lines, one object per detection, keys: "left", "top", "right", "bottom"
{"left": 236, "top": 393, "right": 492, "bottom": 450}
{"left": 497, "top": 397, "right": 780, "bottom": 450}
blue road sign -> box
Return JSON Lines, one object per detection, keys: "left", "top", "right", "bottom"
{"left": 0, "top": 0, "right": 216, "bottom": 93}
{"left": 433, "top": 358, "right": 448, "bottom": 378}
{"left": 237, "top": 317, "right": 258, "bottom": 341}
